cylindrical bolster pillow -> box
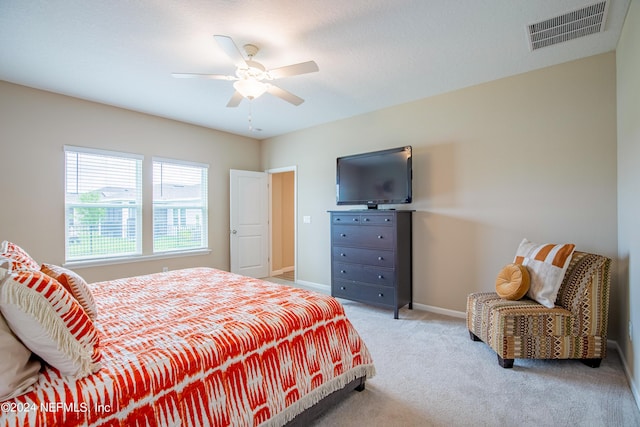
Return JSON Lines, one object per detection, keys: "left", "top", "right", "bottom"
{"left": 495, "top": 263, "right": 530, "bottom": 300}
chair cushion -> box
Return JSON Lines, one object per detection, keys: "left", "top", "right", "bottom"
{"left": 466, "top": 292, "right": 595, "bottom": 360}
{"left": 495, "top": 263, "right": 530, "bottom": 300}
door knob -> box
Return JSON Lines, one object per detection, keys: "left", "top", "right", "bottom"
{"left": 231, "top": 230, "right": 237, "bottom": 234}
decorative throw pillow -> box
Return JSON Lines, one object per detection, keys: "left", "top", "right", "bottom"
{"left": 0, "top": 267, "right": 41, "bottom": 400}
{"left": 0, "top": 255, "right": 28, "bottom": 273}
{"left": 495, "top": 263, "right": 530, "bottom": 300}
{"left": 0, "top": 269, "right": 101, "bottom": 377}
{"left": 514, "top": 238, "right": 575, "bottom": 308}
{"left": 0, "top": 241, "right": 39, "bottom": 271}
{"left": 41, "top": 264, "right": 98, "bottom": 321}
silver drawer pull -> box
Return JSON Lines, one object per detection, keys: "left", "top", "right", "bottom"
{"left": 378, "top": 275, "right": 384, "bottom": 279}
{"left": 341, "top": 253, "right": 346, "bottom": 257}
{"left": 385, "top": 218, "right": 390, "bottom": 222}
{"left": 378, "top": 256, "right": 383, "bottom": 260}
{"left": 364, "top": 218, "right": 370, "bottom": 222}
{"left": 378, "top": 293, "right": 384, "bottom": 298}
{"left": 352, "top": 218, "right": 358, "bottom": 222}
{"left": 341, "top": 233, "right": 346, "bottom": 237}
{"left": 377, "top": 235, "right": 383, "bottom": 239}
{"left": 336, "top": 218, "right": 341, "bottom": 221}
{"left": 341, "top": 286, "right": 346, "bottom": 290}
{"left": 340, "top": 270, "right": 346, "bottom": 274}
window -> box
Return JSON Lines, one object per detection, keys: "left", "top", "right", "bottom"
{"left": 153, "top": 158, "right": 208, "bottom": 253}
{"left": 65, "top": 146, "right": 142, "bottom": 262}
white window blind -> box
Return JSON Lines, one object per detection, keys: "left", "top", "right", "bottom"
{"left": 64, "top": 146, "right": 143, "bottom": 262}
{"left": 153, "top": 158, "right": 208, "bottom": 253}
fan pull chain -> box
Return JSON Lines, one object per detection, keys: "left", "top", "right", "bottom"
{"left": 248, "top": 100, "right": 254, "bottom": 131}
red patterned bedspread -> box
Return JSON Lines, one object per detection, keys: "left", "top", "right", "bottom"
{"left": 1, "top": 268, "right": 375, "bottom": 426}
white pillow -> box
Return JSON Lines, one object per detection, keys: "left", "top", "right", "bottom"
{"left": 514, "top": 238, "right": 575, "bottom": 308}
{"left": 0, "top": 267, "right": 41, "bottom": 400}
{"left": 0, "top": 269, "right": 101, "bottom": 377}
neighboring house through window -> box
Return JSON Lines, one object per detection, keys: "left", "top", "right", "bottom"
{"left": 65, "top": 148, "right": 209, "bottom": 263}
{"left": 152, "top": 158, "right": 208, "bottom": 253}
{"left": 64, "top": 146, "right": 143, "bottom": 262}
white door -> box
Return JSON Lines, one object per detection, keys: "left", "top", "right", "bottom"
{"left": 230, "top": 169, "right": 269, "bottom": 278}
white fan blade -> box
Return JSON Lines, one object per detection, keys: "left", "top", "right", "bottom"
{"left": 266, "top": 84, "right": 304, "bottom": 106}
{"left": 226, "top": 91, "right": 244, "bottom": 108}
{"left": 214, "top": 35, "right": 248, "bottom": 68}
{"left": 171, "top": 73, "right": 234, "bottom": 80}
{"left": 268, "top": 61, "right": 319, "bottom": 79}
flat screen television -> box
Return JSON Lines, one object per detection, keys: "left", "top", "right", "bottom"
{"left": 336, "top": 146, "right": 412, "bottom": 209}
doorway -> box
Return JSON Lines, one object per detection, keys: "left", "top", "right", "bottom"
{"left": 268, "top": 167, "right": 296, "bottom": 281}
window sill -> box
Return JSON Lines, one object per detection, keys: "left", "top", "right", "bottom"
{"left": 64, "top": 249, "right": 212, "bottom": 269}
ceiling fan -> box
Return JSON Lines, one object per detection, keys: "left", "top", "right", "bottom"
{"left": 172, "top": 35, "right": 319, "bottom": 107}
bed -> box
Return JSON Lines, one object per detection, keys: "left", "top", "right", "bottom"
{"left": 0, "top": 266, "right": 375, "bottom": 427}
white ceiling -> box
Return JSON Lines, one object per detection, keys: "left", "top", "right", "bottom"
{"left": 0, "top": 0, "right": 631, "bottom": 139}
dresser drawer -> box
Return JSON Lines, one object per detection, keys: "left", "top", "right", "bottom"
{"left": 360, "top": 214, "right": 394, "bottom": 226}
{"left": 332, "top": 225, "right": 395, "bottom": 249}
{"left": 331, "top": 213, "right": 395, "bottom": 226}
{"left": 332, "top": 246, "right": 395, "bottom": 268}
{"left": 333, "top": 262, "right": 395, "bottom": 286}
{"left": 332, "top": 281, "right": 394, "bottom": 307}
{"left": 332, "top": 214, "right": 362, "bottom": 225}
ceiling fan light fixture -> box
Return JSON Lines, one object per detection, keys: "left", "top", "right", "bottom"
{"left": 233, "top": 78, "right": 267, "bottom": 100}
{"left": 175, "top": 35, "right": 318, "bottom": 107}
{"left": 235, "top": 62, "right": 268, "bottom": 82}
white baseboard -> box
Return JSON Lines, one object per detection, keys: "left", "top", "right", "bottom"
{"left": 412, "top": 302, "right": 466, "bottom": 319}
{"left": 295, "top": 280, "right": 330, "bottom": 294}
{"left": 270, "top": 266, "right": 295, "bottom": 276}
{"left": 608, "top": 340, "right": 640, "bottom": 413}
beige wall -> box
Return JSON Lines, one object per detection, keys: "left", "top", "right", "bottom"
{"left": 270, "top": 171, "right": 295, "bottom": 273}
{"left": 262, "top": 52, "right": 618, "bottom": 320}
{"left": 0, "top": 81, "right": 261, "bottom": 283}
{"left": 617, "top": 0, "right": 640, "bottom": 407}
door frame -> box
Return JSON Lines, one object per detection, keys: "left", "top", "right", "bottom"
{"left": 266, "top": 166, "right": 297, "bottom": 282}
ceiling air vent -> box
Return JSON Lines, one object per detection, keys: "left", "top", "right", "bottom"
{"left": 527, "top": 1, "right": 609, "bottom": 50}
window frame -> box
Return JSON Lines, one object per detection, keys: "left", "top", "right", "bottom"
{"left": 152, "top": 157, "right": 209, "bottom": 254}
{"left": 64, "top": 145, "right": 143, "bottom": 263}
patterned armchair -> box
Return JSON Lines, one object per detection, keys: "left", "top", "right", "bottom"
{"left": 466, "top": 251, "right": 611, "bottom": 368}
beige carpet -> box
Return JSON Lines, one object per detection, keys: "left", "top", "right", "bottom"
{"left": 302, "top": 300, "right": 640, "bottom": 427}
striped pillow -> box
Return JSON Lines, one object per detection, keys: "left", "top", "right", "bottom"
{"left": 41, "top": 264, "right": 98, "bottom": 321}
{"left": 0, "top": 256, "right": 28, "bottom": 273}
{"left": 0, "top": 270, "right": 101, "bottom": 377}
{"left": 514, "top": 238, "right": 575, "bottom": 308}
{"left": 0, "top": 241, "right": 39, "bottom": 271}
